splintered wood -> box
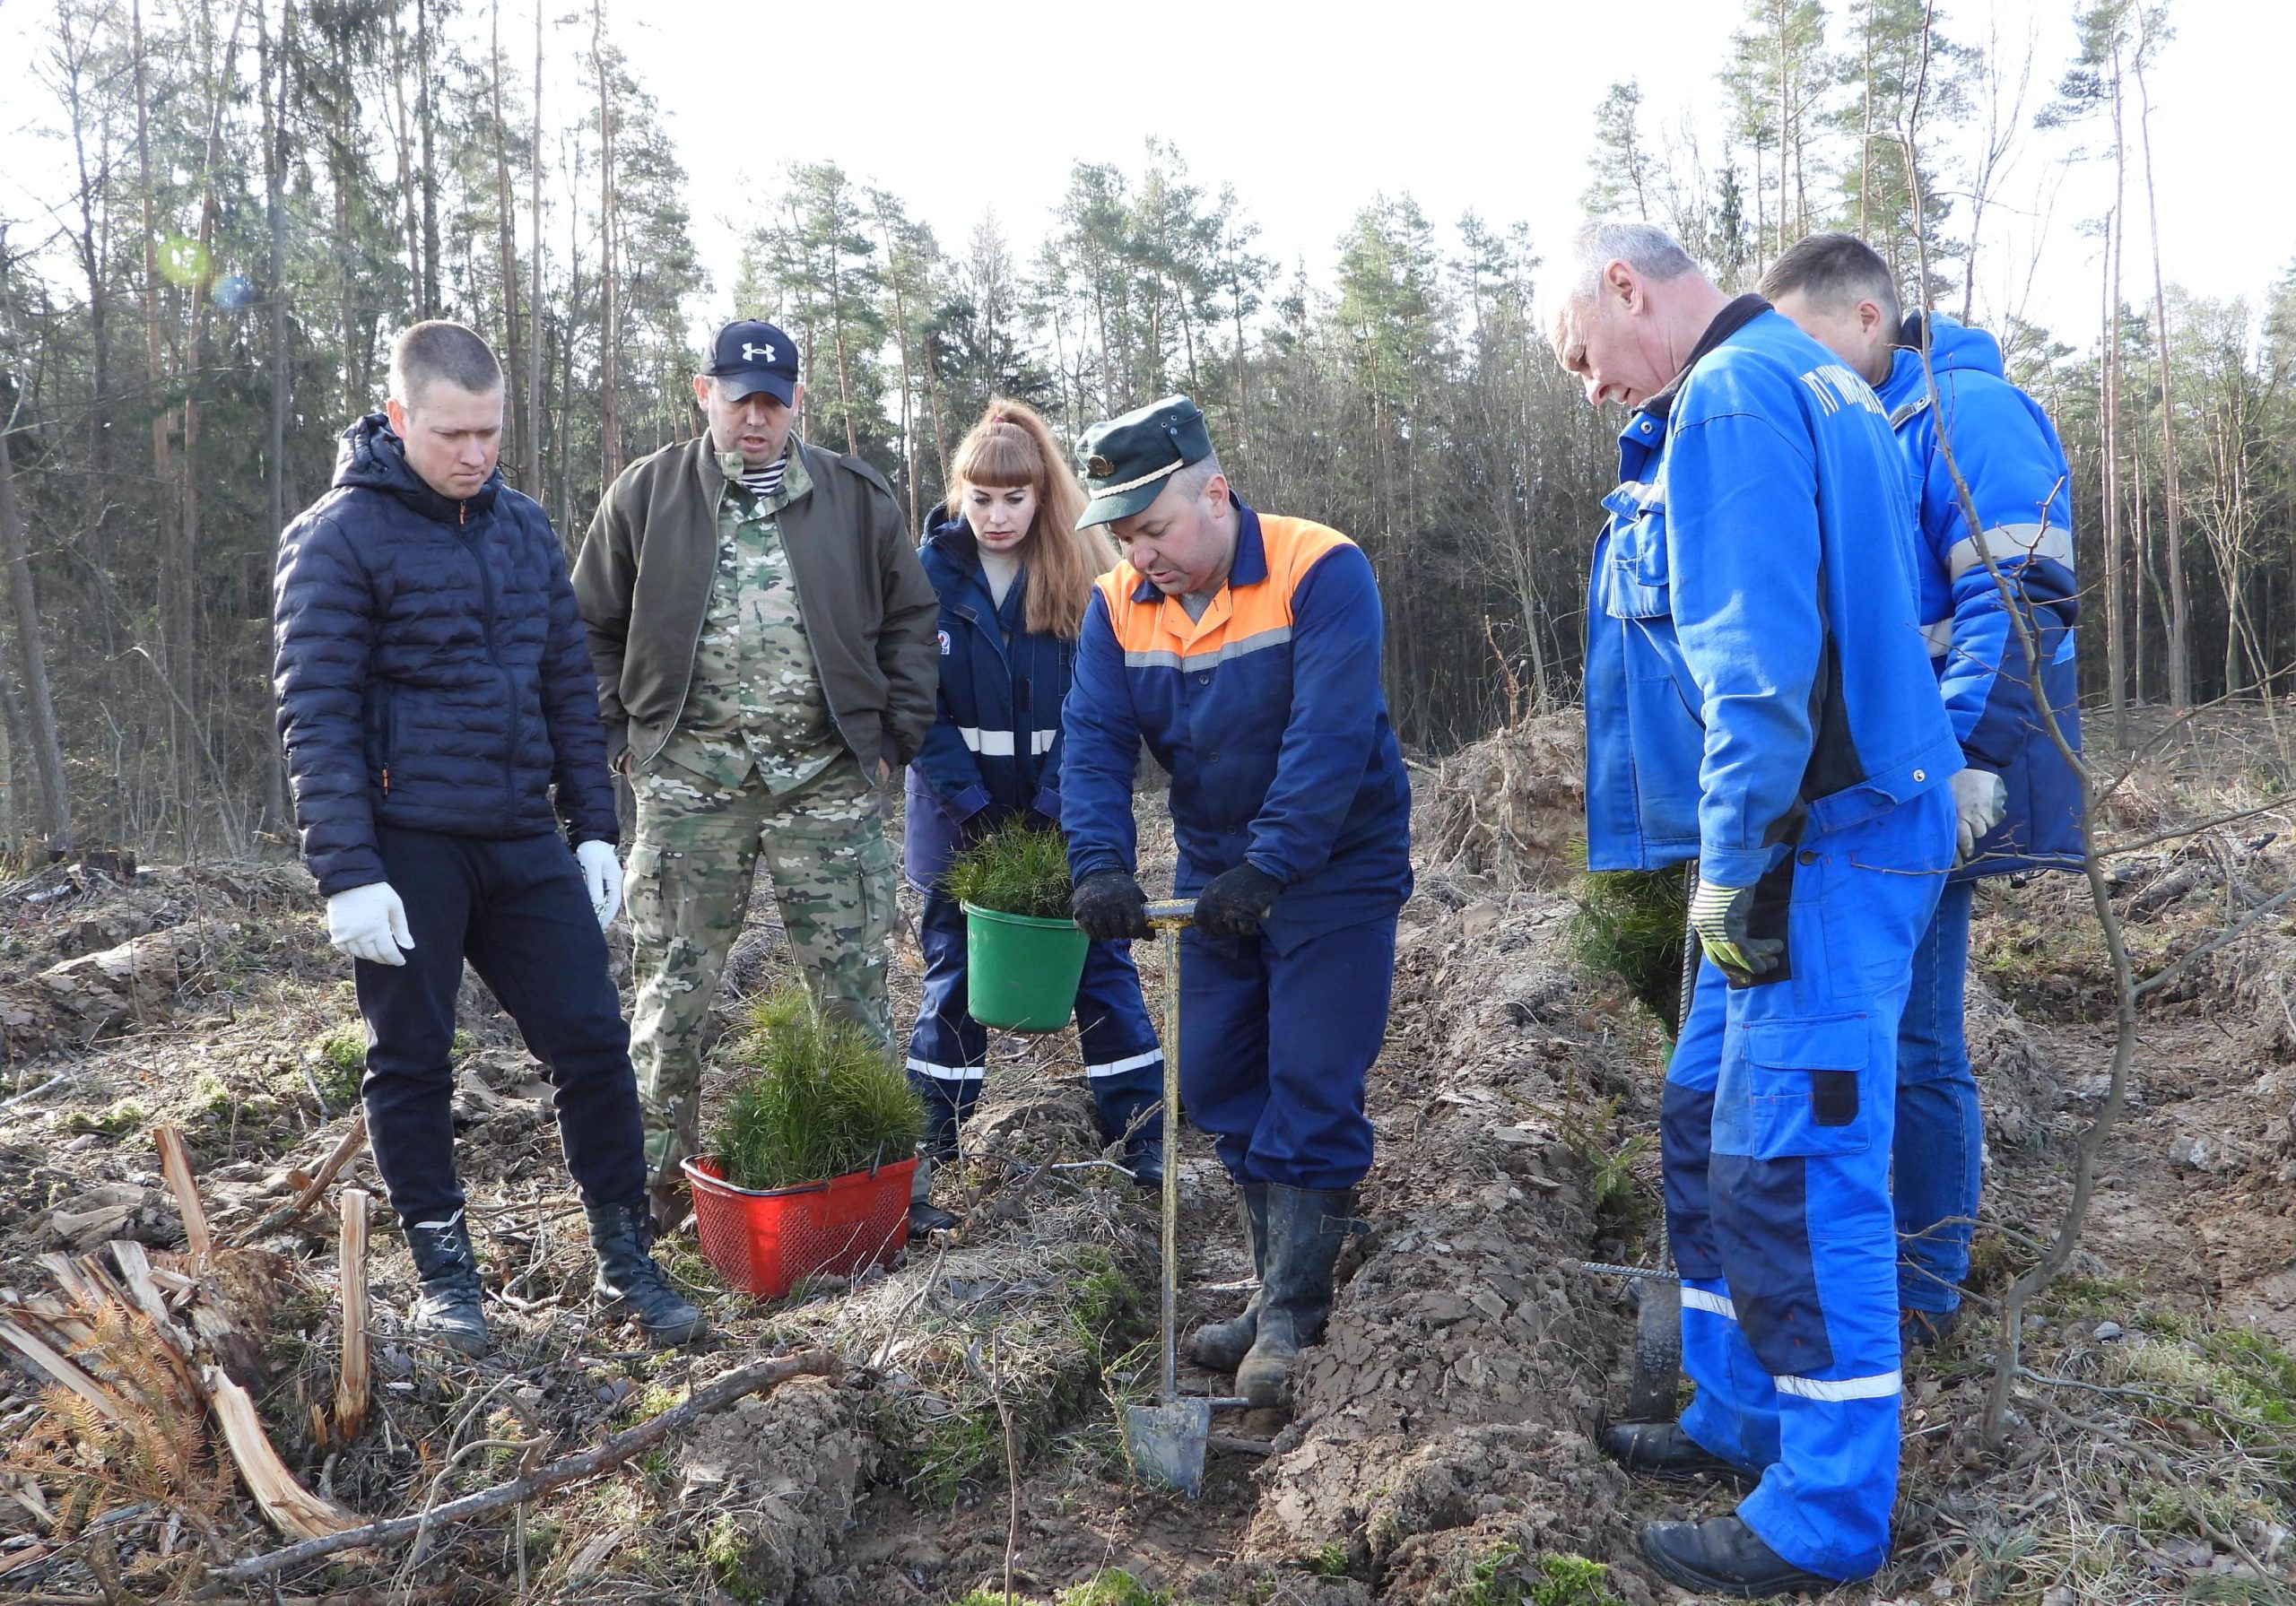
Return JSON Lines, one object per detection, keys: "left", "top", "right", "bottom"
{"left": 0, "top": 1125, "right": 354, "bottom": 1543}
{"left": 333, "top": 1186, "right": 371, "bottom": 1445}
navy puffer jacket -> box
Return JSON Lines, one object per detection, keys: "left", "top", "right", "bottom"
{"left": 274, "top": 413, "right": 619, "bottom": 896}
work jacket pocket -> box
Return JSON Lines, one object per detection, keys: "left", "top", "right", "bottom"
{"left": 1718, "top": 1012, "right": 1876, "bottom": 1160}
{"left": 1597, "top": 485, "right": 1672, "bottom": 621}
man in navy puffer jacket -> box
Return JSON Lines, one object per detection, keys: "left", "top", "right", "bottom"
{"left": 274, "top": 321, "right": 701, "bottom": 1357}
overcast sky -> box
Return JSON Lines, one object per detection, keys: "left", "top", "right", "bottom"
{"left": 4, "top": 0, "right": 2290, "bottom": 350}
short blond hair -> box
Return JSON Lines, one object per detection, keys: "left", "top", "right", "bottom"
{"left": 389, "top": 321, "right": 502, "bottom": 412}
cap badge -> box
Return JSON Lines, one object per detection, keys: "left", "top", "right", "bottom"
{"left": 741, "top": 342, "right": 778, "bottom": 364}
{"left": 1085, "top": 454, "right": 1116, "bottom": 478}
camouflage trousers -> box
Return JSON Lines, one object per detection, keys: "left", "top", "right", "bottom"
{"left": 626, "top": 752, "right": 897, "bottom": 1186}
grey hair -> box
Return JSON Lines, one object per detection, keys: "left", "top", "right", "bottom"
{"left": 1167, "top": 449, "right": 1225, "bottom": 503}
{"left": 1560, "top": 221, "right": 1700, "bottom": 305}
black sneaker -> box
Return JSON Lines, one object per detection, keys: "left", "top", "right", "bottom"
{"left": 586, "top": 1200, "right": 708, "bottom": 1347}
{"left": 1639, "top": 1514, "right": 1839, "bottom": 1597}
{"left": 404, "top": 1211, "right": 490, "bottom": 1359}
{"left": 1600, "top": 1420, "right": 1759, "bottom": 1487}
{"left": 908, "top": 1200, "right": 959, "bottom": 1237}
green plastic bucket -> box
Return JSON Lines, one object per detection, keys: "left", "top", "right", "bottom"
{"left": 962, "top": 901, "right": 1090, "bottom": 1031}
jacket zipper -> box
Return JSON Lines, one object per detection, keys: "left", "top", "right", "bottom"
{"left": 459, "top": 501, "right": 519, "bottom": 806}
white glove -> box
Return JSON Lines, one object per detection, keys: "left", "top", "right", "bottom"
{"left": 326, "top": 881, "right": 415, "bottom": 967}
{"left": 1950, "top": 768, "right": 2008, "bottom": 867}
{"left": 576, "top": 839, "right": 623, "bottom": 929}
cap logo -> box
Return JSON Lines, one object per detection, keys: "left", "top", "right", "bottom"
{"left": 1085, "top": 454, "right": 1116, "bottom": 478}
{"left": 741, "top": 342, "right": 778, "bottom": 364}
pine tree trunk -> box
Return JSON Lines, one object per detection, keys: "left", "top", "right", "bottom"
{"left": 2134, "top": 48, "right": 2191, "bottom": 712}
{"left": 491, "top": 1, "right": 524, "bottom": 482}
{"left": 132, "top": 0, "right": 194, "bottom": 845}
{"left": 527, "top": 0, "right": 546, "bottom": 499}
{"left": 265, "top": 0, "right": 294, "bottom": 833}
{"left": 595, "top": 0, "right": 622, "bottom": 485}
{"left": 0, "top": 421, "right": 74, "bottom": 853}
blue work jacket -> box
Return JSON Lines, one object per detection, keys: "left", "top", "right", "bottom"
{"left": 1880, "top": 315, "right": 2084, "bottom": 879}
{"left": 902, "top": 517, "right": 1071, "bottom": 890}
{"left": 1062, "top": 501, "right": 1413, "bottom": 951}
{"left": 1583, "top": 299, "right": 1962, "bottom": 887}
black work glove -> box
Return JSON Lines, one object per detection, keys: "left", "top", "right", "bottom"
{"left": 1071, "top": 871, "right": 1152, "bottom": 941}
{"left": 1193, "top": 864, "right": 1285, "bottom": 939}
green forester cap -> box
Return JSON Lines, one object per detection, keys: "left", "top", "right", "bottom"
{"left": 1074, "top": 395, "right": 1214, "bottom": 528}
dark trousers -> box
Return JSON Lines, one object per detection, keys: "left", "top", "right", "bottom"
{"left": 1179, "top": 915, "right": 1396, "bottom": 1191}
{"left": 355, "top": 827, "right": 647, "bottom": 1227}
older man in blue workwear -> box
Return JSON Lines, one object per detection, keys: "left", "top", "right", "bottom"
{"left": 1552, "top": 222, "right": 1961, "bottom": 1596}
{"left": 1059, "top": 395, "right": 1413, "bottom": 1413}
{"left": 1763, "top": 232, "right": 2084, "bottom": 1350}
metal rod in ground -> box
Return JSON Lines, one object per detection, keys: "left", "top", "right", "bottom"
{"left": 1575, "top": 1261, "right": 1683, "bottom": 1284}
{"left": 1158, "top": 919, "right": 1182, "bottom": 1406}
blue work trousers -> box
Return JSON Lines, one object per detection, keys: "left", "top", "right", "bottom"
{"left": 1180, "top": 915, "right": 1396, "bottom": 1191}
{"left": 1895, "top": 878, "right": 1981, "bottom": 1315}
{"left": 1657, "top": 785, "right": 1953, "bottom": 1581}
{"left": 905, "top": 888, "right": 1162, "bottom": 1153}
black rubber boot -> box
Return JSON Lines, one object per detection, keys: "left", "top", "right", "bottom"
{"left": 587, "top": 1200, "right": 708, "bottom": 1347}
{"left": 1187, "top": 1185, "right": 1269, "bottom": 1372}
{"left": 1235, "top": 1185, "right": 1352, "bottom": 1409}
{"left": 1901, "top": 1304, "right": 1961, "bottom": 1350}
{"left": 1600, "top": 1420, "right": 1758, "bottom": 1486}
{"left": 1090, "top": 1081, "right": 1166, "bottom": 1187}
{"left": 1639, "top": 1514, "right": 1838, "bottom": 1597}
{"left": 908, "top": 1151, "right": 959, "bottom": 1237}
{"left": 404, "top": 1211, "right": 490, "bottom": 1359}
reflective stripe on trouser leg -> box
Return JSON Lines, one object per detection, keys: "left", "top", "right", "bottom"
{"left": 625, "top": 764, "right": 769, "bottom": 1188}
{"left": 1894, "top": 878, "right": 1979, "bottom": 1311}
{"left": 755, "top": 758, "right": 897, "bottom": 1052}
{"left": 1074, "top": 934, "right": 1163, "bottom": 1145}
{"left": 1665, "top": 954, "right": 1779, "bottom": 1469}
{"left": 907, "top": 888, "right": 987, "bottom": 1156}
{"left": 1710, "top": 786, "right": 1952, "bottom": 1581}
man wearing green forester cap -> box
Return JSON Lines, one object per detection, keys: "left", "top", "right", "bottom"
{"left": 1058, "top": 395, "right": 1413, "bottom": 1409}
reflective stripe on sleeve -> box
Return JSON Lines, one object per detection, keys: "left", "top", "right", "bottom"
{"left": 1947, "top": 523, "right": 2076, "bottom": 582}
{"left": 1775, "top": 1369, "right": 1902, "bottom": 1402}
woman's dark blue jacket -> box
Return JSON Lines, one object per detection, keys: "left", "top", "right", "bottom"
{"left": 902, "top": 517, "right": 1074, "bottom": 890}
{"left": 274, "top": 413, "right": 619, "bottom": 897}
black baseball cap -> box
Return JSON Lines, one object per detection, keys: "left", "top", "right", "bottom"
{"left": 704, "top": 318, "right": 799, "bottom": 404}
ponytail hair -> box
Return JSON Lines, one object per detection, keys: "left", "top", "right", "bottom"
{"left": 945, "top": 398, "right": 1115, "bottom": 639}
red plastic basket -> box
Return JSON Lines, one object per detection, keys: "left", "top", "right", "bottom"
{"left": 681, "top": 1155, "right": 916, "bottom": 1298}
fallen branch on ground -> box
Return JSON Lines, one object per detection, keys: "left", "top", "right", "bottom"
{"left": 234, "top": 1113, "right": 369, "bottom": 1246}
{"left": 196, "top": 1350, "right": 841, "bottom": 1591}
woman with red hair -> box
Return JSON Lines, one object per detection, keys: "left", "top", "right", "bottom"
{"left": 901, "top": 399, "right": 1163, "bottom": 1233}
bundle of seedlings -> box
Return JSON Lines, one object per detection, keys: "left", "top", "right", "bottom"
{"left": 941, "top": 817, "right": 1075, "bottom": 918}
{"left": 1562, "top": 856, "right": 1691, "bottom": 1037}
{"left": 712, "top": 986, "right": 926, "bottom": 1191}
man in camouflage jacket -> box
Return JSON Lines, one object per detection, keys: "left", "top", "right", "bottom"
{"left": 573, "top": 320, "right": 938, "bottom": 1218}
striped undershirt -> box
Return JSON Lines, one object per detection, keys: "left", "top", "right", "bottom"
{"left": 739, "top": 455, "right": 787, "bottom": 499}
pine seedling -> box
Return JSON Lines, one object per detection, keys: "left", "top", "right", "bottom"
{"left": 942, "top": 818, "right": 1075, "bottom": 919}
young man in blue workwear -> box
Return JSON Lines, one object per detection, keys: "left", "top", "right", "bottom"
{"left": 1058, "top": 395, "right": 1413, "bottom": 1412}
{"left": 1552, "top": 223, "right": 1961, "bottom": 1596}
{"left": 1764, "top": 232, "right": 2084, "bottom": 1351}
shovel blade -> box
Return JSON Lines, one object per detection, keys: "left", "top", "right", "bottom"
{"left": 1124, "top": 1396, "right": 1213, "bottom": 1497}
